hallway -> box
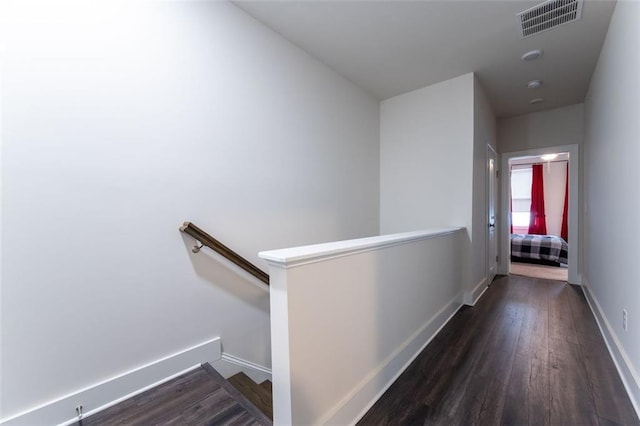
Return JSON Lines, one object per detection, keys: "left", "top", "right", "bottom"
{"left": 359, "top": 275, "right": 639, "bottom": 425}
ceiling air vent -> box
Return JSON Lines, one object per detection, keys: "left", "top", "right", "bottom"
{"left": 517, "top": 0, "right": 584, "bottom": 37}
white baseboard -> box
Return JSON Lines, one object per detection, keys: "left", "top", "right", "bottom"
{"left": 463, "top": 277, "right": 488, "bottom": 306}
{"left": 211, "top": 353, "right": 272, "bottom": 384}
{"left": 0, "top": 337, "right": 221, "bottom": 426}
{"left": 320, "top": 292, "right": 463, "bottom": 425}
{"left": 581, "top": 279, "right": 640, "bottom": 418}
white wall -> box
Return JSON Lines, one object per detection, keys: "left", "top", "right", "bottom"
{"left": 582, "top": 0, "right": 640, "bottom": 412}
{"left": 498, "top": 103, "right": 584, "bottom": 153}
{"left": 0, "top": 1, "right": 380, "bottom": 420}
{"left": 498, "top": 103, "right": 583, "bottom": 282}
{"left": 260, "top": 228, "right": 464, "bottom": 425}
{"left": 380, "top": 74, "right": 474, "bottom": 297}
{"left": 380, "top": 73, "right": 495, "bottom": 301}
{"left": 380, "top": 73, "right": 473, "bottom": 235}
{"left": 472, "top": 76, "right": 497, "bottom": 291}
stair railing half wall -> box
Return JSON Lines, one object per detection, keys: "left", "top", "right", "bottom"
{"left": 179, "top": 221, "right": 269, "bottom": 285}
{"left": 259, "top": 227, "right": 465, "bottom": 425}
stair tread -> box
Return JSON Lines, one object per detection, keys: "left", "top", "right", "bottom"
{"left": 228, "top": 372, "right": 273, "bottom": 420}
{"left": 260, "top": 380, "right": 272, "bottom": 394}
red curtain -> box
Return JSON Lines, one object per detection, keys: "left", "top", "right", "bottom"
{"left": 528, "top": 164, "right": 547, "bottom": 235}
{"left": 561, "top": 162, "right": 569, "bottom": 240}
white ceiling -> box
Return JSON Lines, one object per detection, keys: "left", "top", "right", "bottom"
{"left": 234, "top": 0, "right": 615, "bottom": 118}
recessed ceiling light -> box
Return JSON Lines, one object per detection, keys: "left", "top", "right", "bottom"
{"left": 521, "top": 49, "right": 543, "bottom": 61}
{"left": 530, "top": 98, "right": 544, "bottom": 104}
{"left": 527, "top": 80, "right": 543, "bottom": 89}
{"left": 541, "top": 154, "right": 558, "bottom": 161}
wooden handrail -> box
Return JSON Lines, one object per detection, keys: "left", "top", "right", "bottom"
{"left": 180, "top": 221, "right": 269, "bottom": 285}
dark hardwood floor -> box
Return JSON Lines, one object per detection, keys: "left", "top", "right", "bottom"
{"left": 79, "top": 364, "right": 271, "bottom": 426}
{"left": 358, "top": 274, "right": 639, "bottom": 426}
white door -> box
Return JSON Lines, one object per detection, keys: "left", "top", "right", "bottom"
{"left": 487, "top": 146, "right": 498, "bottom": 284}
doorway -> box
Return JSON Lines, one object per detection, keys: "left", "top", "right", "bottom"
{"left": 509, "top": 152, "right": 569, "bottom": 281}
{"left": 499, "top": 144, "right": 580, "bottom": 284}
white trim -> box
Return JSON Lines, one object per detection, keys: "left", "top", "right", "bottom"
{"left": 211, "top": 353, "right": 272, "bottom": 384}
{"left": 259, "top": 228, "right": 463, "bottom": 268}
{"left": 56, "top": 367, "right": 201, "bottom": 426}
{"left": 486, "top": 144, "right": 499, "bottom": 287}
{"left": 0, "top": 337, "right": 222, "bottom": 426}
{"left": 320, "top": 293, "right": 463, "bottom": 425}
{"left": 581, "top": 279, "right": 640, "bottom": 418}
{"left": 499, "top": 144, "right": 580, "bottom": 284}
{"left": 464, "top": 277, "right": 489, "bottom": 306}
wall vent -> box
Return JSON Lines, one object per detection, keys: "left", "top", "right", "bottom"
{"left": 517, "top": 0, "right": 583, "bottom": 38}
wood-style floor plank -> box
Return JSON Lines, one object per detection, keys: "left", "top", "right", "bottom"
{"left": 503, "top": 277, "right": 550, "bottom": 426}
{"left": 80, "top": 366, "right": 270, "bottom": 426}
{"left": 549, "top": 335, "right": 599, "bottom": 425}
{"left": 358, "top": 275, "right": 639, "bottom": 426}
{"left": 473, "top": 278, "right": 530, "bottom": 425}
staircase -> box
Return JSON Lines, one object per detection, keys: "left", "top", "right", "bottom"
{"left": 78, "top": 364, "right": 273, "bottom": 425}
{"left": 227, "top": 372, "right": 273, "bottom": 421}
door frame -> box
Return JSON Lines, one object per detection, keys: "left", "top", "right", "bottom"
{"left": 499, "top": 143, "right": 580, "bottom": 284}
{"left": 486, "top": 144, "right": 498, "bottom": 284}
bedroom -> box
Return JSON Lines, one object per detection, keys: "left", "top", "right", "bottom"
{"left": 509, "top": 152, "right": 569, "bottom": 281}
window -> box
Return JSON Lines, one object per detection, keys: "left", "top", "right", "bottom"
{"left": 511, "top": 167, "right": 532, "bottom": 227}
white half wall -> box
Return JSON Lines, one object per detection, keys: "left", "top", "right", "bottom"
{"left": 582, "top": 0, "right": 640, "bottom": 413}
{"left": 260, "top": 228, "right": 464, "bottom": 425}
{"left": 0, "top": 1, "right": 380, "bottom": 420}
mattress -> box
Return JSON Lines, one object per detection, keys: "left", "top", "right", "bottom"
{"left": 510, "top": 233, "right": 568, "bottom": 265}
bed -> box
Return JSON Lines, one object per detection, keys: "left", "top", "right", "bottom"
{"left": 510, "top": 233, "right": 568, "bottom": 266}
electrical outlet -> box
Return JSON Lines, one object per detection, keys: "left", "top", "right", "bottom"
{"left": 623, "top": 309, "right": 628, "bottom": 332}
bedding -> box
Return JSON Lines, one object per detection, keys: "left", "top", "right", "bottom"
{"left": 510, "top": 233, "right": 568, "bottom": 265}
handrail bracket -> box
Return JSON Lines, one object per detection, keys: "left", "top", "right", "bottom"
{"left": 179, "top": 221, "right": 269, "bottom": 285}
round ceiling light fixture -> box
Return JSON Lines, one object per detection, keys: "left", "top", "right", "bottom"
{"left": 530, "top": 98, "right": 544, "bottom": 104}
{"left": 521, "top": 49, "right": 543, "bottom": 61}
{"left": 527, "top": 79, "right": 543, "bottom": 89}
